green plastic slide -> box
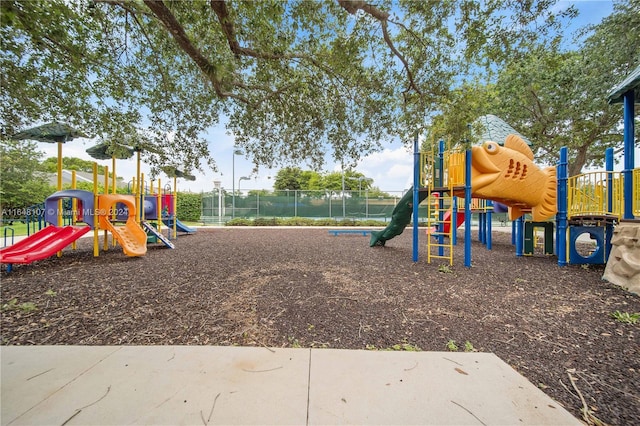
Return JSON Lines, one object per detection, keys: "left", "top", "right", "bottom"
{"left": 369, "top": 187, "right": 429, "bottom": 246}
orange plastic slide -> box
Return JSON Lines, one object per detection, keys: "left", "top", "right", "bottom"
{"left": 100, "top": 217, "right": 147, "bottom": 256}
{"left": 98, "top": 194, "right": 147, "bottom": 256}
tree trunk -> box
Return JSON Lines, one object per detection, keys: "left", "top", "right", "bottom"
{"left": 568, "top": 143, "right": 589, "bottom": 177}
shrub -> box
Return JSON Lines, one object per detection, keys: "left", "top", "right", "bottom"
{"left": 176, "top": 192, "right": 201, "bottom": 222}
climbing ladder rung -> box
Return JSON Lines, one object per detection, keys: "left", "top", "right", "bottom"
{"left": 425, "top": 190, "right": 455, "bottom": 266}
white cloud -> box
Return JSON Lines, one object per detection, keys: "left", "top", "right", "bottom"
{"left": 355, "top": 146, "right": 414, "bottom": 191}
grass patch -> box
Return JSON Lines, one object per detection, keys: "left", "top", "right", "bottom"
{"left": 611, "top": 311, "right": 639, "bottom": 324}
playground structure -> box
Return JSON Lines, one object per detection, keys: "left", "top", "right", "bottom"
{"left": 373, "top": 65, "right": 639, "bottom": 292}
{"left": 373, "top": 65, "right": 639, "bottom": 291}
{"left": 370, "top": 134, "right": 638, "bottom": 289}
{"left": 0, "top": 161, "right": 195, "bottom": 272}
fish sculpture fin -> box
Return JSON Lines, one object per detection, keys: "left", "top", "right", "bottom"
{"left": 508, "top": 206, "right": 524, "bottom": 221}
{"left": 531, "top": 166, "right": 558, "bottom": 221}
{"left": 504, "top": 134, "right": 534, "bottom": 161}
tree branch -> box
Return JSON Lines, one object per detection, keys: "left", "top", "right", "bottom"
{"left": 142, "top": 0, "right": 250, "bottom": 103}
{"left": 337, "top": 0, "right": 422, "bottom": 96}
{"left": 97, "top": 1, "right": 172, "bottom": 92}
{"left": 209, "top": 0, "right": 336, "bottom": 75}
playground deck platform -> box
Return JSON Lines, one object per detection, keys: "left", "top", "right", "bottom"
{"left": 1, "top": 345, "right": 580, "bottom": 425}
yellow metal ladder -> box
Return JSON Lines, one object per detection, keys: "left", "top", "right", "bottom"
{"left": 426, "top": 191, "right": 454, "bottom": 265}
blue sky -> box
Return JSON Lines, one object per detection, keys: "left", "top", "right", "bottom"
{"left": 38, "top": 1, "right": 632, "bottom": 194}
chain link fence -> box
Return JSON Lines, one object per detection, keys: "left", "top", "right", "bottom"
{"left": 201, "top": 190, "right": 431, "bottom": 223}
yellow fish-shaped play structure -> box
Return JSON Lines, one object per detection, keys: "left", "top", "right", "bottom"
{"left": 471, "top": 134, "right": 557, "bottom": 221}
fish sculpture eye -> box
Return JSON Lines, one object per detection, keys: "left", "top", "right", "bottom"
{"left": 484, "top": 141, "right": 499, "bottom": 154}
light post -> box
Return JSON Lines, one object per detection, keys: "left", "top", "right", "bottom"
{"left": 232, "top": 149, "right": 243, "bottom": 218}
{"left": 214, "top": 180, "right": 222, "bottom": 221}
{"left": 365, "top": 189, "right": 369, "bottom": 219}
{"left": 238, "top": 176, "right": 250, "bottom": 193}
{"left": 341, "top": 162, "right": 346, "bottom": 219}
{"left": 238, "top": 176, "right": 250, "bottom": 217}
{"left": 358, "top": 177, "right": 373, "bottom": 219}
{"left": 357, "top": 177, "right": 373, "bottom": 197}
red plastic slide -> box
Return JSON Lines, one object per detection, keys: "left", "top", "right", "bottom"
{"left": 0, "top": 226, "right": 91, "bottom": 265}
{"left": 442, "top": 210, "right": 466, "bottom": 233}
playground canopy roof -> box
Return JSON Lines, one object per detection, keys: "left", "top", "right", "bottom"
{"left": 474, "top": 114, "right": 532, "bottom": 146}
{"left": 12, "top": 121, "right": 88, "bottom": 143}
{"left": 86, "top": 141, "right": 135, "bottom": 160}
{"left": 161, "top": 166, "right": 196, "bottom": 181}
{"left": 607, "top": 63, "right": 640, "bottom": 104}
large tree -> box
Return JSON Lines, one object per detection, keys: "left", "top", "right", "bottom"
{"left": 426, "top": 0, "right": 639, "bottom": 176}
{"left": 274, "top": 166, "right": 371, "bottom": 191}
{"left": 1, "top": 0, "right": 575, "bottom": 176}
{"left": 40, "top": 156, "right": 101, "bottom": 174}
{"left": 0, "top": 140, "right": 52, "bottom": 212}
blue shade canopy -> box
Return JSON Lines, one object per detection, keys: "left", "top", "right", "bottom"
{"left": 474, "top": 115, "right": 532, "bottom": 146}
{"left": 607, "top": 64, "right": 640, "bottom": 104}
{"left": 12, "top": 121, "right": 88, "bottom": 143}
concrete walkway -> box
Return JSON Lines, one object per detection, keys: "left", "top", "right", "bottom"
{"left": 1, "top": 346, "right": 580, "bottom": 425}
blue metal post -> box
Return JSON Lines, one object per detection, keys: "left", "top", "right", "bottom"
{"left": 452, "top": 196, "right": 458, "bottom": 246}
{"left": 412, "top": 134, "right": 420, "bottom": 262}
{"left": 511, "top": 219, "right": 516, "bottom": 245}
{"left": 438, "top": 140, "right": 445, "bottom": 187}
{"left": 515, "top": 216, "right": 524, "bottom": 256}
{"left": 557, "top": 147, "right": 568, "bottom": 266}
{"left": 464, "top": 149, "right": 472, "bottom": 267}
{"left": 486, "top": 200, "right": 493, "bottom": 250}
{"left": 622, "top": 91, "right": 635, "bottom": 220}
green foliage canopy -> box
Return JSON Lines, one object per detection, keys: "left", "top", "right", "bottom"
{"left": 1, "top": 0, "right": 574, "bottom": 176}
{"left": 273, "top": 166, "right": 372, "bottom": 192}
{"left": 41, "top": 156, "right": 100, "bottom": 174}
{"left": 425, "top": 0, "right": 639, "bottom": 175}
{"left": 0, "top": 140, "right": 51, "bottom": 211}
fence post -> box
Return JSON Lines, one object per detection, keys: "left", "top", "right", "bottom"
{"left": 365, "top": 190, "right": 369, "bottom": 218}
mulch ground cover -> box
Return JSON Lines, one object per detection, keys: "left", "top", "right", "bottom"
{"left": 1, "top": 227, "right": 639, "bottom": 425}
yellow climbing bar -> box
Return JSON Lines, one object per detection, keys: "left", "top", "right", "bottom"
{"left": 426, "top": 192, "right": 454, "bottom": 265}
{"left": 633, "top": 168, "right": 640, "bottom": 217}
